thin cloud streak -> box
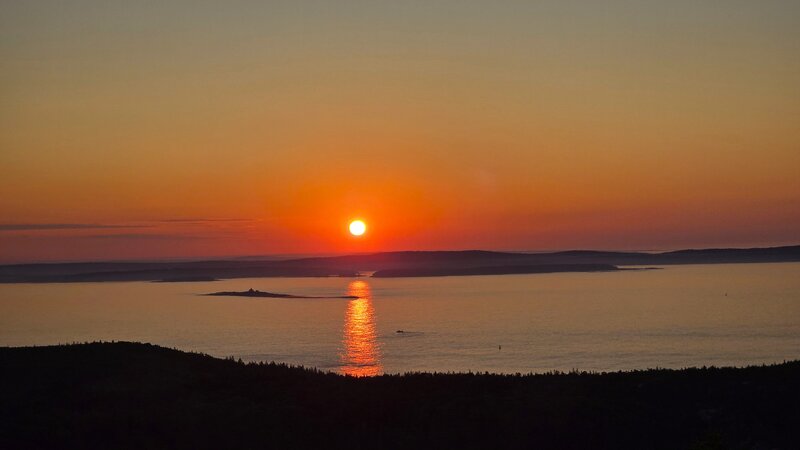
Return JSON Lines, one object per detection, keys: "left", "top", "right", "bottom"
{"left": 0, "top": 223, "right": 150, "bottom": 232}
{"left": 158, "top": 218, "right": 257, "bottom": 224}
{"left": 83, "top": 233, "right": 203, "bottom": 240}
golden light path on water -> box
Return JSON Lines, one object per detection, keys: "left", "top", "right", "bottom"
{"left": 340, "top": 280, "right": 382, "bottom": 376}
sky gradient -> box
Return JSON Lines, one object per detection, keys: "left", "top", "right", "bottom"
{"left": 1, "top": 1, "right": 799, "bottom": 262}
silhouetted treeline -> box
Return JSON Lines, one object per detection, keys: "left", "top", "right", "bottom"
{"left": 1, "top": 342, "right": 798, "bottom": 449}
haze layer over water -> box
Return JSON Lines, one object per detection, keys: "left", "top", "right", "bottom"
{"left": 1, "top": 263, "right": 798, "bottom": 374}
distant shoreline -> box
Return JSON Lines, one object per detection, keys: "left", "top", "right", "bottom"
{"left": 0, "top": 244, "right": 797, "bottom": 283}
{"left": 372, "top": 263, "right": 618, "bottom": 277}
{"left": 154, "top": 276, "right": 219, "bottom": 283}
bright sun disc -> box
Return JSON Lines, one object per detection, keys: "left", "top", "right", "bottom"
{"left": 349, "top": 220, "right": 366, "bottom": 236}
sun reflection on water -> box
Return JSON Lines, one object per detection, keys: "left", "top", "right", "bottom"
{"left": 340, "top": 280, "right": 382, "bottom": 376}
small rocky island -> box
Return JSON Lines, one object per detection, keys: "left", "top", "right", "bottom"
{"left": 206, "top": 288, "right": 358, "bottom": 299}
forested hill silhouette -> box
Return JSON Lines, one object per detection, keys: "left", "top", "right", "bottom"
{"left": 1, "top": 342, "right": 798, "bottom": 450}
{"left": 0, "top": 245, "right": 798, "bottom": 283}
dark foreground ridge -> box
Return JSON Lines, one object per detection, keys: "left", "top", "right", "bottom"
{"left": 1, "top": 342, "right": 798, "bottom": 450}
{"left": 206, "top": 288, "right": 358, "bottom": 299}
{"left": 1, "top": 244, "right": 798, "bottom": 283}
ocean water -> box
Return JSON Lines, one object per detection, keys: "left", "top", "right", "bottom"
{"left": 1, "top": 263, "right": 798, "bottom": 375}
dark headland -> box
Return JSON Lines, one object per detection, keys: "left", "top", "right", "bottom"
{"left": 0, "top": 244, "right": 798, "bottom": 283}
{"left": 1, "top": 342, "right": 798, "bottom": 450}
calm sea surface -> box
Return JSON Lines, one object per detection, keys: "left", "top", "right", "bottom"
{"left": 1, "top": 263, "right": 798, "bottom": 375}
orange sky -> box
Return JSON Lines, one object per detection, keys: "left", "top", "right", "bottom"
{"left": 1, "top": 1, "right": 799, "bottom": 262}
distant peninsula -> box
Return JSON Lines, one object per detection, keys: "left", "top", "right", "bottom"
{"left": 154, "top": 276, "right": 219, "bottom": 282}
{"left": 206, "top": 288, "right": 357, "bottom": 299}
{"left": 1, "top": 244, "right": 797, "bottom": 283}
{"left": 372, "top": 263, "right": 619, "bottom": 277}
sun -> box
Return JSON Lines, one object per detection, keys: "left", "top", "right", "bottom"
{"left": 349, "top": 220, "right": 366, "bottom": 236}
